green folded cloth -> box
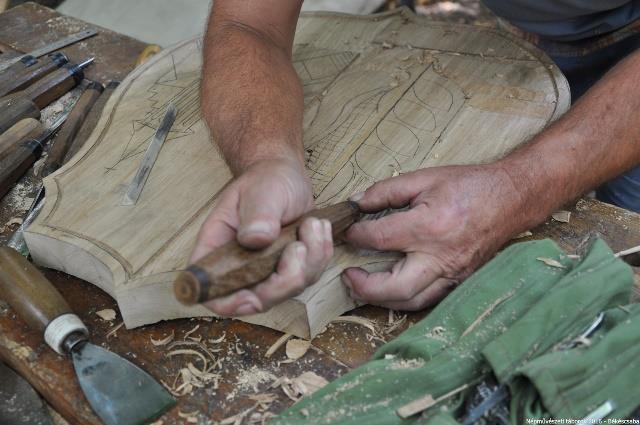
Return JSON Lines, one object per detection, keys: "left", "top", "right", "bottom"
{"left": 272, "top": 238, "right": 635, "bottom": 424}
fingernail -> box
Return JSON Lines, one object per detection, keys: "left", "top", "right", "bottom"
{"left": 350, "top": 192, "right": 364, "bottom": 202}
{"left": 311, "top": 218, "right": 321, "bottom": 235}
{"left": 296, "top": 244, "right": 306, "bottom": 262}
{"left": 239, "top": 221, "right": 274, "bottom": 238}
{"left": 323, "top": 220, "right": 332, "bottom": 239}
{"left": 341, "top": 272, "right": 352, "bottom": 290}
{"left": 235, "top": 303, "right": 257, "bottom": 315}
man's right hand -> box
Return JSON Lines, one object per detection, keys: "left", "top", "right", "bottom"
{"left": 190, "top": 158, "right": 334, "bottom": 317}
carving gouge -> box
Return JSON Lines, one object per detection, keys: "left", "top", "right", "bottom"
{"left": 0, "top": 57, "right": 93, "bottom": 134}
{"left": 0, "top": 52, "right": 69, "bottom": 98}
{"left": 0, "top": 29, "right": 97, "bottom": 73}
{"left": 174, "top": 201, "right": 361, "bottom": 305}
{"left": 0, "top": 247, "right": 176, "bottom": 425}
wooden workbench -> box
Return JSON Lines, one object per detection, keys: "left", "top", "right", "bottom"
{"left": 0, "top": 3, "right": 639, "bottom": 425}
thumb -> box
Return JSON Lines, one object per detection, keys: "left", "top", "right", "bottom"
{"left": 350, "top": 172, "right": 426, "bottom": 213}
{"left": 236, "top": 182, "right": 288, "bottom": 249}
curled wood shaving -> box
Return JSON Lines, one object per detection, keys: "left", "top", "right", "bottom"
{"left": 384, "top": 311, "right": 407, "bottom": 335}
{"left": 265, "top": 333, "right": 292, "bottom": 358}
{"left": 331, "top": 316, "right": 377, "bottom": 334}
{"left": 183, "top": 324, "right": 199, "bottom": 339}
{"left": 221, "top": 405, "right": 257, "bottom": 425}
{"left": 209, "top": 332, "right": 226, "bottom": 344}
{"left": 537, "top": 257, "right": 566, "bottom": 269}
{"left": 512, "top": 230, "right": 533, "bottom": 240}
{"left": 178, "top": 410, "right": 198, "bottom": 423}
{"left": 285, "top": 339, "right": 310, "bottom": 360}
{"left": 96, "top": 309, "right": 116, "bottom": 321}
{"left": 168, "top": 340, "right": 219, "bottom": 361}
{"left": 461, "top": 291, "right": 514, "bottom": 338}
{"left": 150, "top": 331, "right": 174, "bottom": 346}
{"left": 105, "top": 322, "right": 124, "bottom": 339}
{"left": 167, "top": 349, "right": 208, "bottom": 367}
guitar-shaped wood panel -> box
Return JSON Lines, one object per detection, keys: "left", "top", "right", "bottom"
{"left": 25, "top": 9, "right": 570, "bottom": 338}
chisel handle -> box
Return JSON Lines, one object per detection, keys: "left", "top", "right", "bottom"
{"left": 22, "top": 62, "right": 85, "bottom": 109}
{"left": 0, "top": 117, "right": 43, "bottom": 161}
{"left": 0, "top": 54, "right": 38, "bottom": 82}
{"left": 0, "top": 52, "right": 68, "bottom": 98}
{"left": 0, "top": 130, "right": 45, "bottom": 198}
{"left": 40, "top": 80, "right": 103, "bottom": 177}
{"left": 0, "top": 95, "right": 40, "bottom": 135}
{"left": 0, "top": 247, "right": 87, "bottom": 355}
{"left": 174, "top": 201, "right": 360, "bottom": 305}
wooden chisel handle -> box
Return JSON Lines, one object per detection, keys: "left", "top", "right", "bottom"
{"left": 174, "top": 201, "right": 361, "bottom": 305}
{"left": 0, "top": 95, "right": 40, "bottom": 135}
{"left": 0, "top": 52, "right": 68, "bottom": 98}
{"left": 0, "top": 117, "right": 43, "bottom": 161}
{"left": 0, "top": 247, "right": 73, "bottom": 333}
{"left": 0, "top": 247, "right": 88, "bottom": 355}
{"left": 40, "top": 80, "right": 103, "bottom": 177}
{"left": 0, "top": 129, "right": 46, "bottom": 198}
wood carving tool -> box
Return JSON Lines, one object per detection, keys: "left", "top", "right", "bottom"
{"left": 64, "top": 80, "right": 120, "bottom": 162}
{"left": 121, "top": 102, "right": 177, "bottom": 206}
{"left": 0, "top": 117, "right": 43, "bottom": 160}
{"left": 0, "top": 113, "right": 66, "bottom": 199}
{"left": 174, "top": 201, "right": 361, "bottom": 305}
{"left": 0, "top": 29, "right": 97, "bottom": 73}
{"left": 0, "top": 247, "right": 176, "bottom": 425}
{"left": 0, "top": 54, "right": 38, "bottom": 83}
{"left": 0, "top": 57, "right": 93, "bottom": 134}
{"left": 39, "top": 80, "right": 104, "bottom": 178}
{"left": 0, "top": 52, "right": 69, "bottom": 98}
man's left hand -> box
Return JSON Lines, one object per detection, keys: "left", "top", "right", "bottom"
{"left": 343, "top": 163, "right": 526, "bottom": 311}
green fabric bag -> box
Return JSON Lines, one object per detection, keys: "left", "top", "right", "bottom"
{"left": 272, "top": 239, "right": 635, "bottom": 425}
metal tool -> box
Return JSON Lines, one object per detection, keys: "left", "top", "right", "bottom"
{"left": 577, "top": 400, "right": 616, "bottom": 424}
{"left": 0, "top": 29, "right": 97, "bottom": 73}
{"left": 174, "top": 201, "right": 361, "bottom": 304}
{"left": 121, "top": 102, "right": 177, "bottom": 206}
{"left": 0, "top": 362, "right": 53, "bottom": 425}
{"left": 0, "top": 247, "right": 176, "bottom": 425}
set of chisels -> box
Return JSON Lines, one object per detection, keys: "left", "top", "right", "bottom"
{"left": 0, "top": 30, "right": 175, "bottom": 425}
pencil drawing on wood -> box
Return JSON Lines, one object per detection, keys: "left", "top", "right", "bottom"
{"left": 24, "top": 9, "right": 570, "bottom": 339}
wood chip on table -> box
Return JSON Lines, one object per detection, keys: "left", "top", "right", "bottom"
{"left": 551, "top": 210, "right": 571, "bottom": 223}
{"left": 285, "top": 339, "right": 310, "bottom": 360}
{"left": 177, "top": 410, "right": 198, "bottom": 424}
{"left": 271, "top": 371, "right": 329, "bottom": 402}
{"left": 265, "top": 333, "right": 292, "bottom": 358}
{"left": 95, "top": 308, "right": 116, "bottom": 322}
{"left": 183, "top": 324, "right": 199, "bottom": 339}
{"left": 105, "top": 321, "right": 124, "bottom": 339}
{"left": 512, "top": 230, "right": 533, "bottom": 239}
{"left": 331, "top": 315, "right": 378, "bottom": 334}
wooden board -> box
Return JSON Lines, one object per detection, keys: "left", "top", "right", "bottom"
{"left": 24, "top": 8, "right": 570, "bottom": 339}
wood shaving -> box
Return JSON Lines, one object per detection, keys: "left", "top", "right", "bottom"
{"left": 150, "top": 331, "right": 174, "bottom": 346}
{"left": 551, "top": 210, "right": 571, "bottom": 223}
{"left": 265, "top": 333, "right": 292, "bottom": 358}
{"left": 461, "top": 290, "right": 514, "bottom": 338}
{"left": 331, "top": 316, "right": 377, "bottom": 334}
{"left": 221, "top": 404, "right": 257, "bottom": 425}
{"left": 209, "top": 332, "right": 226, "bottom": 344}
{"left": 382, "top": 41, "right": 394, "bottom": 49}
{"left": 397, "top": 383, "right": 469, "bottom": 418}
{"left": 384, "top": 310, "right": 407, "bottom": 335}
{"left": 96, "top": 309, "right": 116, "bottom": 322}
{"left": 167, "top": 349, "right": 208, "bottom": 367}
{"left": 537, "top": 257, "right": 566, "bottom": 269}
{"left": 271, "top": 371, "right": 329, "bottom": 402}
{"left": 178, "top": 410, "right": 198, "bottom": 423}
{"left": 183, "top": 324, "right": 199, "bottom": 339}
{"left": 285, "top": 339, "right": 310, "bottom": 360}
{"left": 105, "top": 322, "right": 124, "bottom": 339}
{"left": 235, "top": 342, "right": 245, "bottom": 355}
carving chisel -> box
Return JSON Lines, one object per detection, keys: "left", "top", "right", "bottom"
{"left": 0, "top": 29, "right": 97, "bottom": 73}
{"left": 0, "top": 52, "right": 69, "bottom": 98}
{"left": 0, "top": 247, "right": 176, "bottom": 425}
{"left": 121, "top": 102, "right": 177, "bottom": 206}
{"left": 174, "top": 201, "right": 361, "bottom": 305}
{"left": 0, "top": 57, "right": 93, "bottom": 134}
{"left": 0, "top": 55, "right": 38, "bottom": 83}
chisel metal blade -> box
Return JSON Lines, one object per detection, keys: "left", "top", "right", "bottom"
{"left": 0, "top": 29, "right": 97, "bottom": 73}
{"left": 121, "top": 103, "right": 177, "bottom": 206}
{"left": 72, "top": 342, "right": 175, "bottom": 425}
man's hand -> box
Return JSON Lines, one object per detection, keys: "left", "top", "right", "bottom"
{"left": 343, "top": 164, "right": 525, "bottom": 311}
{"left": 191, "top": 158, "right": 334, "bottom": 316}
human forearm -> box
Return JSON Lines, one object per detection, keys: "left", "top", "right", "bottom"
{"left": 498, "top": 50, "right": 640, "bottom": 227}
{"left": 201, "top": 2, "right": 304, "bottom": 175}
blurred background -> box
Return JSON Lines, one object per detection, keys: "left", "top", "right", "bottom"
{"left": 0, "top": 0, "right": 497, "bottom": 47}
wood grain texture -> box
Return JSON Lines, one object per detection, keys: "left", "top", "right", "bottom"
{"left": 0, "top": 52, "right": 68, "bottom": 98}
{"left": 24, "top": 9, "right": 570, "bottom": 338}
{"left": 0, "top": 95, "right": 40, "bottom": 134}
